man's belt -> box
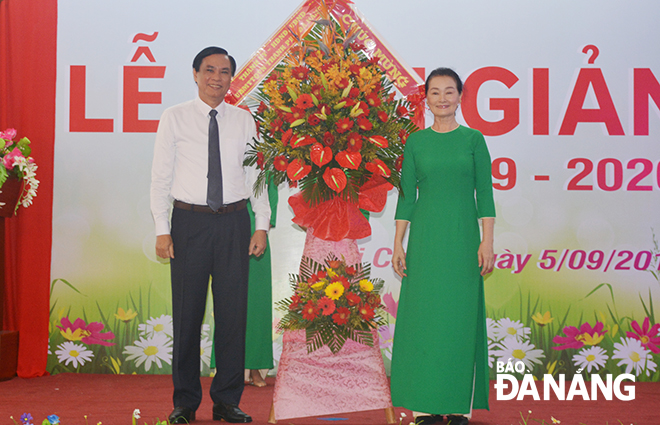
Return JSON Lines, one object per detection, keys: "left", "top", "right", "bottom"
{"left": 173, "top": 199, "right": 247, "bottom": 214}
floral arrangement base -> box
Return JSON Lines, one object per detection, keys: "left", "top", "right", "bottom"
{"left": 270, "top": 329, "right": 394, "bottom": 422}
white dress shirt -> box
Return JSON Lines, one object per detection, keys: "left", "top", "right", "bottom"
{"left": 150, "top": 96, "right": 270, "bottom": 235}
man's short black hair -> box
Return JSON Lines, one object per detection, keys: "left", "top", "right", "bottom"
{"left": 192, "top": 46, "right": 236, "bottom": 76}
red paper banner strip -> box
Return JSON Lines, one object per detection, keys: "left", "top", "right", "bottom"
{"left": 229, "top": 0, "right": 424, "bottom": 105}
{"left": 229, "top": 4, "right": 320, "bottom": 104}
{"left": 327, "top": 1, "right": 424, "bottom": 97}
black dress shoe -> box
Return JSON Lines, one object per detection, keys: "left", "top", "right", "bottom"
{"left": 415, "top": 415, "right": 443, "bottom": 425}
{"left": 212, "top": 401, "right": 252, "bottom": 423}
{"left": 446, "top": 415, "right": 469, "bottom": 425}
{"left": 168, "top": 407, "right": 195, "bottom": 424}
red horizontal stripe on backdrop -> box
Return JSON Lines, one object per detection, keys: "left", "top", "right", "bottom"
{"left": 0, "top": 0, "right": 56, "bottom": 377}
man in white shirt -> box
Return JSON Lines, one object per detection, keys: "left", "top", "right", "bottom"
{"left": 151, "top": 46, "right": 269, "bottom": 424}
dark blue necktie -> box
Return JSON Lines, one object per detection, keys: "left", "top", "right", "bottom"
{"left": 207, "top": 109, "right": 223, "bottom": 211}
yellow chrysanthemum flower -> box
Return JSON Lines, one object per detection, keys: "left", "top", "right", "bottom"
{"left": 325, "top": 281, "right": 345, "bottom": 300}
{"left": 531, "top": 311, "right": 554, "bottom": 326}
{"left": 115, "top": 307, "right": 138, "bottom": 322}
{"left": 359, "top": 279, "right": 373, "bottom": 292}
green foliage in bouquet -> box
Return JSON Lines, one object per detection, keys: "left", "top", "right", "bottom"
{"left": 277, "top": 256, "right": 386, "bottom": 354}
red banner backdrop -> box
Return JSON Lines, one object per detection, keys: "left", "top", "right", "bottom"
{"left": 0, "top": 0, "right": 56, "bottom": 378}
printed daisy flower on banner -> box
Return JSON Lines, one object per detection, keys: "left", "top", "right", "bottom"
{"left": 612, "top": 337, "right": 657, "bottom": 377}
{"left": 138, "top": 314, "right": 173, "bottom": 338}
{"left": 123, "top": 333, "right": 173, "bottom": 372}
{"left": 55, "top": 341, "right": 94, "bottom": 368}
{"left": 200, "top": 336, "right": 213, "bottom": 370}
{"left": 492, "top": 337, "right": 545, "bottom": 372}
{"left": 552, "top": 321, "right": 606, "bottom": 350}
{"left": 486, "top": 317, "right": 498, "bottom": 341}
{"left": 493, "top": 318, "right": 531, "bottom": 342}
{"left": 488, "top": 341, "right": 500, "bottom": 368}
{"left": 626, "top": 317, "right": 660, "bottom": 353}
{"left": 572, "top": 346, "right": 608, "bottom": 373}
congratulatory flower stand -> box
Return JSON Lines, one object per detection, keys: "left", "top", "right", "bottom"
{"left": 0, "top": 128, "right": 39, "bottom": 381}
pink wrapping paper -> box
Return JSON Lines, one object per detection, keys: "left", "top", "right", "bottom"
{"left": 272, "top": 329, "right": 392, "bottom": 420}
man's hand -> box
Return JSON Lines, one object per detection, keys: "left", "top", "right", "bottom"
{"left": 249, "top": 230, "right": 268, "bottom": 257}
{"left": 156, "top": 234, "right": 174, "bottom": 259}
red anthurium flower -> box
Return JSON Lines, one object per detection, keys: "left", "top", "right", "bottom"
{"left": 627, "top": 317, "right": 660, "bottom": 353}
{"left": 345, "top": 292, "right": 361, "bottom": 306}
{"left": 332, "top": 307, "right": 351, "bottom": 325}
{"left": 368, "top": 135, "right": 388, "bottom": 148}
{"left": 366, "top": 159, "right": 391, "bottom": 178}
{"left": 273, "top": 155, "right": 289, "bottom": 171}
{"left": 323, "top": 168, "right": 347, "bottom": 193}
{"left": 357, "top": 115, "right": 373, "bottom": 131}
{"left": 358, "top": 303, "right": 375, "bottom": 321}
{"left": 295, "top": 93, "right": 315, "bottom": 110}
{"left": 394, "top": 155, "right": 404, "bottom": 171}
{"left": 290, "top": 135, "right": 317, "bottom": 148}
{"left": 302, "top": 301, "right": 319, "bottom": 320}
{"left": 365, "top": 93, "right": 381, "bottom": 108}
{"left": 346, "top": 133, "right": 363, "bottom": 152}
{"left": 256, "top": 152, "right": 265, "bottom": 170}
{"left": 396, "top": 105, "right": 409, "bottom": 117}
{"left": 287, "top": 159, "right": 312, "bottom": 181}
{"left": 292, "top": 65, "right": 309, "bottom": 80}
{"left": 377, "top": 111, "right": 389, "bottom": 123}
{"left": 310, "top": 143, "right": 333, "bottom": 167}
{"left": 308, "top": 114, "right": 321, "bottom": 126}
{"left": 335, "top": 118, "right": 354, "bottom": 134}
{"left": 318, "top": 297, "right": 336, "bottom": 316}
{"left": 335, "top": 151, "right": 362, "bottom": 170}
{"left": 323, "top": 131, "right": 335, "bottom": 146}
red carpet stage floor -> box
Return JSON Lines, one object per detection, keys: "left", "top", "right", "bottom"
{"left": 0, "top": 374, "right": 658, "bottom": 425}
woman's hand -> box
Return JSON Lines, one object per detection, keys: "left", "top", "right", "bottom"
{"left": 478, "top": 241, "right": 494, "bottom": 276}
{"left": 392, "top": 243, "right": 407, "bottom": 278}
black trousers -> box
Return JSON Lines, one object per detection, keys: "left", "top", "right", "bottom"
{"left": 170, "top": 206, "right": 250, "bottom": 410}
